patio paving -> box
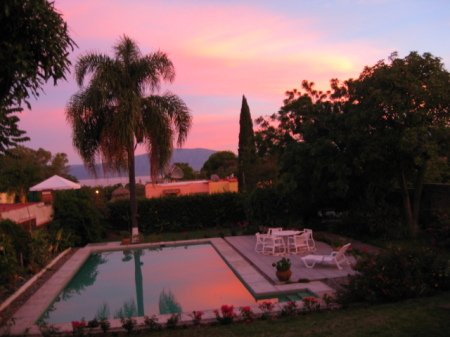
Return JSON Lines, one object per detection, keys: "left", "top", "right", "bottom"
{"left": 225, "top": 235, "right": 358, "bottom": 285}
{"left": 6, "top": 235, "right": 360, "bottom": 335}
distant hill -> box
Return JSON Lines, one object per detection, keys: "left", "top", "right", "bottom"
{"left": 69, "top": 148, "right": 217, "bottom": 180}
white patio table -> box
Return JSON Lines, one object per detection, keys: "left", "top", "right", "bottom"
{"left": 272, "top": 230, "right": 302, "bottom": 255}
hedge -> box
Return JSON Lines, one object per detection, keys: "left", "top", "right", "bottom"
{"left": 107, "top": 192, "right": 247, "bottom": 234}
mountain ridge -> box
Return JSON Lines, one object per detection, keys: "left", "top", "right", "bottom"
{"left": 69, "top": 148, "right": 217, "bottom": 180}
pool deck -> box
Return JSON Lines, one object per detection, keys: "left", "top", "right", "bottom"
{"left": 7, "top": 235, "right": 359, "bottom": 335}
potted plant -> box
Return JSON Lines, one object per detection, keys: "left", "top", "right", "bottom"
{"left": 120, "top": 230, "right": 131, "bottom": 245}
{"left": 272, "top": 257, "right": 292, "bottom": 281}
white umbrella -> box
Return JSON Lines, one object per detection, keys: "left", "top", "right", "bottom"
{"left": 29, "top": 175, "right": 81, "bottom": 191}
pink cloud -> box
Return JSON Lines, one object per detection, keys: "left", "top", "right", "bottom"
{"left": 56, "top": 0, "right": 379, "bottom": 97}
{"left": 23, "top": 0, "right": 431, "bottom": 166}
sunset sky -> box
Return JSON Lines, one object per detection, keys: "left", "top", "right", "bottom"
{"left": 18, "top": 0, "right": 450, "bottom": 165}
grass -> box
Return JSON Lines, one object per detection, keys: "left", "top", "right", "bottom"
{"left": 137, "top": 291, "right": 450, "bottom": 336}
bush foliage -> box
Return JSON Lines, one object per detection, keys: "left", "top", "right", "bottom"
{"left": 339, "top": 248, "right": 450, "bottom": 304}
{"left": 0, "top": 219, "right": 73, "bottom": 287}
{"left": 53, "top": 187, "right": 107, "bottom": 245}
{"left": 107, "top": 192, "right": 246, "bottom": 234}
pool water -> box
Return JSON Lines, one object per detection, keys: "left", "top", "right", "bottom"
{"left": 38, "top": 243, "right": 261, "bottom": 324}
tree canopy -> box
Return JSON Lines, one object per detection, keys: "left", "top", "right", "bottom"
{"left": 201, "top": 151, "right": 238, "bottom": 179}
{"left": 0, "top": 146, "right": 73, "bottom": 202}
{"left": 173, "top": 162, "right": 197, "bottom": 181}
{"left": 255, "top": 52, "right": 450, "bottom": 237}
{"left": 0, "top": 0, "right": 76, "bottom": 108}
{"left": 0, "top": 106, "right": 29, "bottom": 155}
{"left": 238, "top": 95, "right": 257, "bottom": 192}
{"left": 344, "top": 51, "right": 450, "bottom": 236}
{"left": 0, "top": 0, "right": 76, "bottom": 155}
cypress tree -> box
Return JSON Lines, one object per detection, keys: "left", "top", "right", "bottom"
{"left": 238, "top": 95, "right": 257, "bottom": 192}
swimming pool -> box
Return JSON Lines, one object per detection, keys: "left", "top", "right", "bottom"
{"left": 38, "top": 243, "right": 262, "bottom": 324}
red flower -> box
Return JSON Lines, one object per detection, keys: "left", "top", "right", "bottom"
{"left": 71, "top": 321, "right": 86, "bottom": 329}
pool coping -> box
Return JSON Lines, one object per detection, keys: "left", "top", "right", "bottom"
{"left": 8, "top": 237, "right": 337, "bottom": 335}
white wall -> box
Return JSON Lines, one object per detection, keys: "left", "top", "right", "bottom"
{"left": 0, "top": 203, "right": 53, "bottom": 226}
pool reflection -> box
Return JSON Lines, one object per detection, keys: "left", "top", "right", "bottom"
{"left": 39, "top": 244, "right": 259, "bottom": 324}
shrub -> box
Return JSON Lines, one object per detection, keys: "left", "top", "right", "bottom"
{"left": 28, "top": 229, "right": 53, "bottom": 272}
{"left": 100, "top": 319, "right": 110, "bottom": 333}
{"left": 214, "top": 305, "right": 237, "bottom": 325}
{"left": 322, "top": 293, "right": 336, "bottom": 311}
{"left": 0, "top": 232, "right": 21, "bottom": 286}
{"left": 245, "top": 187, "right": 291, "bottom": 229}
{"left": 339, "top": 198, "right": 404, "bottom": 239}
{"left": 258, "top": 301, "right": 275, "bottom": 320}
{"left": 239, "top": 306, "right": 255, "bottom": 322}
{"left": 120, "top": 317, "right": 137, "bottom": 334}
{"left": 166, "top": 313, "right": 180, "bottom": 329}
{"left": 188, "top": 311, "right": 204, "bottom": 326}
{"left": 426, "top": 209, "right": 450, "bottom": 249}
{"left": 107, "top": 193, "right": 246, "bottom": 234}
{"left": 87, "top": 318, "right": 100, "bottom": 328}
{"left": 302, "top": 297, "right": 320, "bottom": 313}
{"left": 144, "top": 315, "right": 161, "bottom": 331}
{"left": 280, "top": 301, "right": 299, "bottom": 317}
{"left": 38, "top": 323, "right": 62, "bottom": 337}
{"left": 53, "top": 188, "right": 107, "bottom": 245}
{"left": 338, "top": 248, "right": 450, "bottom": 304}
{"left": 0, "top": 219, "right": 31, "bottom": 265}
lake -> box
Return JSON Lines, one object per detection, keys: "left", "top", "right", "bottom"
{"left": 78, "top": 176, "right": 151, "bottom": 187}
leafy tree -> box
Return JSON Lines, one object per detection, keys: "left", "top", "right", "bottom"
{"left": 343, "top": 52, "right": 450, "bottom": 237}
{"left": 0, "top": 0, "right": 76, "bottom": 108}
{"left": 0, "top": 106, "right": 29, "bottom": 155}
{"left": 200, "top": 151, "right": 238, "bottom": 179}
{"left": 238, "top": 95, "right": 257, "bottom": 192}
{"left": 53, "top": 188, "right": 106, "bottom": 246}
{"left": 256, "top": 81, "right": 349, "bottom": 219}
{"left": 66, "top": 35, "right": 192, "bottom": 238}
{"left": 173, "top": 162, "right": 197, "bottom": 180}
{"left": 256, "top": 52, "right": 450, "bottom": 237}
{"left": 0, "top": 146, "right": 73, "bottom": 202}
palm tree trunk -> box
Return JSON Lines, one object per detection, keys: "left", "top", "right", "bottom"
{"left": 128, "top": 146, "right": 139, "bottom": 239}
{"left": 133, "top": 250, "right": 144, "bottom": 316}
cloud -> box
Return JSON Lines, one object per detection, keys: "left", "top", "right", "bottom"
{"left": 24, "top": 0, "right": 449, "bottom": 166}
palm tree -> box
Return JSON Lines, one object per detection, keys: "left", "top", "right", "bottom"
{"left": 66, "top": 35, "right": 191, "bottom": 238}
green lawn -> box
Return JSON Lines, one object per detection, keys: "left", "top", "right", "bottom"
{"left": 136, "top": 291, "right": 450, "bottom": 337}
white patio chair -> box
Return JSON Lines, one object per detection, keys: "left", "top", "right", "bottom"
{"left": 255, "top": 232, "right": 270, "bottom": 253}
{"left": 303, "top": 228, "right": 316, "bottom": 252}
{"left": 287, "top": 233, "right": 309, "bottom": 254}
{"left": 301, "top": 243, "right": 351, "bottom": 270}
{"left": 262, "top": 236, "right": 285, "bottom": 255}
{"left": 267, "top": 227, "right": 283, "bottom": 235}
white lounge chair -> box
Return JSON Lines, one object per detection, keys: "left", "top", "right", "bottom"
{"left": 301, "top": 243, "right": 351, "bottom": 270}
{"left": 255, "top": 232, "right": 270, "bottom": 253}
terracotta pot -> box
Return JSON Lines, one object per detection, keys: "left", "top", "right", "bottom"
{"left": 276, "top": 270, "right": 292, "bottom": 282}
{"left": 121, "top": 238, "right": 131, "bottom": 245}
